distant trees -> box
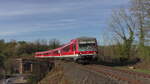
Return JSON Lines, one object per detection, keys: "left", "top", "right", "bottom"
{"left": 4, "top": 41, "right": 17, "bottom": 58}
{"left": 0, "top": 39, "right": 61, "bottom": 73}
{"left": 0, "top": 40, "right": 6, "bottom": 69}
{"left": 14, "top": 39, "right": 60, "bottom": 57}
{"left": 0, "top": 53, "right": 5, "bottom": 68}
{"left": 48, "top": 39, "right": 60, "bottom": 49}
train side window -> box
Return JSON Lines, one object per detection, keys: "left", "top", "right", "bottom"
{"left": 44, "top": 53, "right": 48, "bottom": 55}
{"left": 38, "top": 54, "right": 42, "bottom": 56}
{"left": 62, "top": 45, "right": 70, "bottom": 52}
{"left": 53, "top": 51, "right": 59, "bottom": 54}
{"left": 48, "top": 52, "right": 51, "bottom": 55}
{"left": 73, "top": 44, "right": 76, "bottom": 51}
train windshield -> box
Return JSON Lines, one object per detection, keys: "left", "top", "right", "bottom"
{"left": 79, "top": 43, "right": 96, "bottom": 51}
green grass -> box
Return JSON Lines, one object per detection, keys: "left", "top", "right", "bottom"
{"left": 113, "top": 67, "right": 150, "bottom": 74}
{"left": 132, "top": 69, "right": 150, "bottom": 74}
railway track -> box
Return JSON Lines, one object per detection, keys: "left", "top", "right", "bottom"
{"left": 72, "top": 63, "right": 150, "bottom": 84}
{"left": 60, "top": 61, "right": 150, "bottom": 84}
{"left": 84, "top": 64, "right": 150, "bottom": 84}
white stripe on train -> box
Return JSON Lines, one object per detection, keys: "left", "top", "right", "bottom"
{"left": 35, "top": 54, "right": 96, "bottom": 58}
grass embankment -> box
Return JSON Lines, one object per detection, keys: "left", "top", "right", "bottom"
{"left": 38, "top": 65, "right": 72, "bottom": 84}
{"left": 132, "top": 61, "right": 150, "bottom": 74}
{"left": 114, "top": 66, "right": 150, "bottom": 74}
{"left": 132, "top": 69, "right": 150, "bottom": 74}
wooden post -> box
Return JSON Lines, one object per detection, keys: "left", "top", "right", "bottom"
{"left": 31, "top": 64, "right": 33, "bottom": 72}
{"left": 19, "top": 59, "right": 23, "bottom": 74}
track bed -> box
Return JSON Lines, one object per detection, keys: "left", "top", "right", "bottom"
{"left": 60, "top": 61, "right": 150, "bottom": 84}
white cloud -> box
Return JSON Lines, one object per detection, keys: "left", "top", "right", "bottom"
{"left": 0, "top": 31, "right": 17, "bottom": 36}
{"left": 58, "top": 19, "right": 76, "bottom": 22}
{"left": 0, "top": 21, "right": 79, "bottom": 36}
{"left": 0, "top": 5, "right": 70, "bottom": 17}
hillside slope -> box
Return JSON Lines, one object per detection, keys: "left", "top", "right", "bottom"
{"left": 38, "top": 63, "right": 72, "bottom": 84}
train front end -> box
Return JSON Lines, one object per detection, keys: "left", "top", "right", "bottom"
{"left": 76, "top": 37, "right": 98, "bottom": 62}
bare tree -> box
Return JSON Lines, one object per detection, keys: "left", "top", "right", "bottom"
{"left": 109, "top": 9, "right": 136, "bottom": 58}
{"left": 131, "top": 0, "right": 150, "bottom": 46}
{"left": 49, "top": 39, "right": 60, "bottom": 49}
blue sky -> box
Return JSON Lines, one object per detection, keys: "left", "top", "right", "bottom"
{"left": 0, "top": 0, "right": 130, "bottom": 43}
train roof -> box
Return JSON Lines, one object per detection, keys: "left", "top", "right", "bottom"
{"left": 76, "top": 37, "right": 96, "bottom": 41}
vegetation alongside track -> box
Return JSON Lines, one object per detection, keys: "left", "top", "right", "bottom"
{"left": 0, "top": 39, "right": 60, "bottom": 77}
{"left": 38, "top": 63, "right": 71, "bottom": 84}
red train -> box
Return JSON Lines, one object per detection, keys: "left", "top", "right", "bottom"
{"left": 35, "top": 37, "right": 98, "bottom": 63}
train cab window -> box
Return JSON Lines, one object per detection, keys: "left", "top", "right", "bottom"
{"left": 79, "top": 43, "right": 96, "bottom": 51}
